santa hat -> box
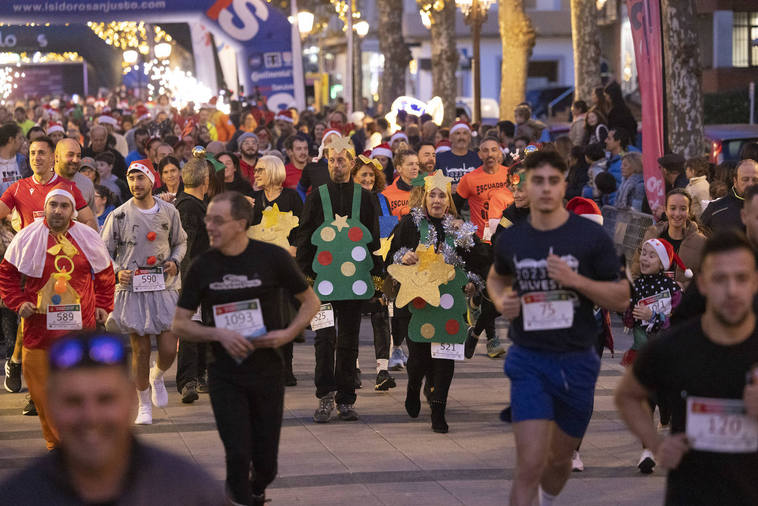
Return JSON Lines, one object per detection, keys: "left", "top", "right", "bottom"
{"left": 435, "top": 140, "right": 451, "bottom": 154}
{"left": 449, "top": 120, "right": 472, "bottom": 135}
{"left": 645, "top": 238, "right": 693, "bottom": 278}
{"left": 274, "top": 110, "right": 294, "bottom": 123}
{"left": 96, "top": 114, "right": 118, "bottom": 127}
{"left": 390, "top": 131, "right": 408, "bottom": 144}
{"left": 46, "top": 122, "right": 64, "bottom": 135}
{"left": 127, "top": 160, "right": 155, "bottom": 185}
{"left": 371, "top": 143, "right": 392, "bottom": 159}
{"left": 566, "top": 197, "right": 603, "bottom": 226}
{"left": 315, "top": 129, "right": 343, "bottom": 161}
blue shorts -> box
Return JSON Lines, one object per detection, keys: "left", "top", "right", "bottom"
{"left": 504, "top": 344, "right": 601, "bottom": 438}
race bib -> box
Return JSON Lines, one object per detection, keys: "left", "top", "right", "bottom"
{"left": 388, "top": 301, "right": 394, "bottom": 318}
{"left": 310, "top": 303, "right": 335, "bottom": 331}
{"left": 431, "top": 342, "right": 465, "bottom": 361}
{"left": 213, "top": 299, "right": 267, "bottom": 339}
{"left": 686, "top": 396, "right": 758, "bottom": 453}
{"left": 521, "top": 291, "right": 574, "bottom": 331}
{"left": 191, "top": 307, "right": 202, "bottom": 322}
{"left": 132, "top": 267, "right": 165, "bottom": 292}
{"left": 638, "top": 289, "right": 672, "bottom": 326}
{"left": 46, "top": 304, "right": 82, "bottom": 331}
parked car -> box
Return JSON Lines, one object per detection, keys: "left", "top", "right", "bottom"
{"left": 704, "top": 124, "right": 758, "bottom": 164}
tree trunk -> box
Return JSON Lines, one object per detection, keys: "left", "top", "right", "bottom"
{"left": 378, "top": 0, "right": 411, "bottom": 112}
{"left": 570, "top": 0, "right": 602, "bottom": 103}
{"left": 427, "top": 1, "right": 458, "bottom": 124}
{"left": 661, "top": 0, "right": 703, "bottom": 158}
{"left": 498, "top": 0, "right": 536, "bottom": 121}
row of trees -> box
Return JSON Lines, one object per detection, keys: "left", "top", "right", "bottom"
{"left": 377, "top": 0, "right": 703, "bottom": 158}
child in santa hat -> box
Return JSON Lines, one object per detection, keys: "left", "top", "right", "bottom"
{"left": 622, "top": 237, "right": 689, "bottom": 474}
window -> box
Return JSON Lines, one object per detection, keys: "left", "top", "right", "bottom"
{"left": 733, "top": 12, "right": 758, "bottom": 67}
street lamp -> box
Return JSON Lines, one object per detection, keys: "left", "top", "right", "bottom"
{"left": 297, "top": 10, "right": 315, "bottom": 38}
{"left": 354, "top": 20, "right": 369, "bottom": 38}
{"left": 455, "top": 0, "right": 495, "bottom": 124}
{"left": 123, "top": 49, "right": 138, "bottom": 65}
{"left": 154, "top": 42, "right": 172, "bottom": 60}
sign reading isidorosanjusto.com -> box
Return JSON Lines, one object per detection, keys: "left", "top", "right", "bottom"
{"left": 0, "top": 0, "right": 296, "bottom": 110}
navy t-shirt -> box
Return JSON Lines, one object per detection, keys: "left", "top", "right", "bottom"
{"left": 435, "top": 150, "right": 481, "bottom": 183}
{"left": 494, "top": 213, "right": 620, "bottom": 352}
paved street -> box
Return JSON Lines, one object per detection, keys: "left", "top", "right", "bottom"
{"left": 0, "top": 318, "right": 666, "bottom": 505}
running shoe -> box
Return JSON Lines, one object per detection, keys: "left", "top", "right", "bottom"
{"left": 389, "top": 348, "right": 405, "bottom": 371}
{"left": 313, "top": 393, "right": 335, "bottom": 423}
{"left": 181, "top": 382, "right": 199, "bottom": 404}
{"left": 638, "top": 449, "right": 656, "bottom": 474}
{"left": 374, "top": 370, "right": 396, "bottom": 391}
{"left": 4, "top": 359, "right": 21, "bottom": 393}
{"left": 196, "top": 374, "right": 209, "bottom": 393}
{"left": 337, "top": 403, "right": 359, "bottom": 421}
{"left": 572, "top": 451, "right": 584, "bottom": 472}
{"left": 149, "top": 363, "right": 168, "bottom": 407}
{"left": 464, "top": 327, "right": 478, "bottom": 359}
{"left": 134, "top": 404, "right": 152, "bottom": 425}
{"left": 22, "top": 396, "right": 36, "bottom": 416}
{"left": 486, "top": 337, "right": 506, "bottom": 358}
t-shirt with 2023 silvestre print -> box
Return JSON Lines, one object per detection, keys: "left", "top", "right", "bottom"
{"left": 493, "top": 213, "right": 620, "bottom": 353}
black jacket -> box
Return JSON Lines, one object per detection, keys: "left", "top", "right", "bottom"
{"left": 174, "top": 191, "right": 209, "bottom": 279}
{"left": 700, "top": 187, "right": 744, "bottom": 237}
{"left": 225, "top": 171, "right": 254, "bottom": 197}
{"left": 296, "top": 180, "right": 381, "bottom": 277}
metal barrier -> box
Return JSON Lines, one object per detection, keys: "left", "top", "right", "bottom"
{"left": 601, "top": 205, "right": 655, "bottom": 259}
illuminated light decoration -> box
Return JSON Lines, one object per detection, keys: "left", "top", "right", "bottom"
{"left": 0, "top": 66, "right": 26, "bottom": 101}
{"left": 384, "top": 96, "right": 445, "bottom": 132}
{"left": 418, "top": 0, "right": 445, "bottom": 29}
{"left": 88, "top": 22, "right": 174, "bottom": 68}
{"left": 0, "top": 52, "right": 82, "bottom": 64}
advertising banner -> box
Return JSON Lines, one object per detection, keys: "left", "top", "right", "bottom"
{"left": 626, "top": 0, "right": 666, "bottom": 213}
{"left": 0, "top": 0, "right": 298, "bottom": 110}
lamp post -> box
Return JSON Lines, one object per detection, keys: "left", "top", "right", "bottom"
{"left": 455, "top": 0, "right": 494, "bottom": 124}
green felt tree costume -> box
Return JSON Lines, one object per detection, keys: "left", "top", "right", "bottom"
{"left": 407, "top": 218, "right": 468, "bottom": 344}
{"left": 310, "top": 184, "right": 374, "bottom": 301}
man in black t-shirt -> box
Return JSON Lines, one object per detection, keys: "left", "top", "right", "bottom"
{"left": 616, "top": 231, "right": 758, "bottom": 506}
{"left": 487, "top": 151, "right": 629, "bottom": 506}
{"left": 172, "top": 192, "right": 320, "bottom": 506}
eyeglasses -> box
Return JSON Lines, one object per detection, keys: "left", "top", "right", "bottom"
{"left": 203, "top": 215, "right": 242, "bottom": 226}
{"left": 48, "top": 334, "right": 126, "bottom": 371}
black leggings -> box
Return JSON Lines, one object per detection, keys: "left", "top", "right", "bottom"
{"left": 472, "top": 296, "right": 498, "bottom": 341}
{"left": 406, "top": 340, "right": 455, "bottom": 404}
{"left": 209, "top": 359, "right": 284, "bottom": 503}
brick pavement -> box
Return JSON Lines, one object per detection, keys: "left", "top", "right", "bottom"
{"left": 0, "top": 318, "right": 666, "bottom": 505}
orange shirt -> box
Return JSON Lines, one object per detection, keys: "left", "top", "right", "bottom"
{"left": 456, "top": 165, "right": 512, "bottom": 240}
{"left": 381, "top": 179, "right": 412, "bottom": 217}
{"left": 488, "top": 188, "right": 515, "bottom": 224}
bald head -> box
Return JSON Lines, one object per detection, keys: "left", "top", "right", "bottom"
{"left": 55, "top": 138, "right": 82, "bottom": 179}
{"left": 89, "top": 125, "right": 108, "bottom": 153}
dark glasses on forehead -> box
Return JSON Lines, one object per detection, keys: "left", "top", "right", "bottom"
{"left": 48, "top": 334, "right": 126, "bottom": 371}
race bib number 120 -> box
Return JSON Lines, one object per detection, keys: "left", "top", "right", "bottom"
{"left": 686, "top": 396, "right": 758, "bottom": 453}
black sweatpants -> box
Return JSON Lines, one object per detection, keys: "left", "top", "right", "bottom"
{"left": 176, "top": 340, "right": 207, "bottom": 393}
{"left": 313, "top": 299, "right": 362, "bottom": 404}
{"left": 209, "top": 351, "right": 284, "bottom": 504}
{"left": 406, "top": 339, "right": 455, "bottom": 404}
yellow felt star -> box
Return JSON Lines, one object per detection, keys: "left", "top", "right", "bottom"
{"left": 326, "top": 135, "right": 355, "bottom": 156}
{"left": 247, "top": 205, "right": 299, "bottom": 250}
{"left": 331, "top": 214, "right": 349, "bottom": 232}
{"left": 424, "top": 170, "right": 454, "bottom": 193}
{"left": 373, "top": 234, "right": 393, "bottom": 260}
{"left": 47, "top": 235, "right": 78, "bottom": 257}
{"left": 387, "top": 244, "right": 455, "bottom": 307}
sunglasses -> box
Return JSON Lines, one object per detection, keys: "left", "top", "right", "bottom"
{"left": 48, "top": 334, "right": 126, "bottom": 371}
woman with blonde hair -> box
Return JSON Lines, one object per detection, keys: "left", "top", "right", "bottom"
{"left": 386, "top": 171, "right": 490, "bottom": 433}
{"left": 249, "top": 154, "right": 303, "bottom": 386}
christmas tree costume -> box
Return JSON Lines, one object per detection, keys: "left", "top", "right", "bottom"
{"left": 311, "top": 184, "right": 374, "bottom": 301}
{"left": 388, "top": 214, "right": 469, "bottom": 345}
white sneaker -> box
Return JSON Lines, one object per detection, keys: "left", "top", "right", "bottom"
{"left": 149, "top": 363, "right": 168, "bottom": 407}
{"left": 134, "top": 389, "right": 152, "bottom": 425}
{"left": 571, "top": 451, "right": 584, "bottom": 472}
{"left": 638, "top": 449, "right": 655, "bottom": 474}
{"left": 389, "top": 348, "right": 404, "bottom": 371}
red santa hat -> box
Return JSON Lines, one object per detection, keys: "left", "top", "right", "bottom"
{"left": 449, "top": 120, "right": 472, "bottom": 135}
{"left": 274, "top": 110, "right": 294, "bottom": 123}
{"left": 371, "top": 143, "right": 393, "bottom": 159}
{"left": 46, "top": 122, "right": 64, "bottom": 135}
{"left": 390, "top": 131, "right": 408, "bottom": 144}
{"left": 644, "top": 238, "right": 693, "bottom": 278}
{"left": 566, "top": 197, "right": 603, "bottom": 226}
{"left": 435, "top": 140, "right": 452, "bottom": 154}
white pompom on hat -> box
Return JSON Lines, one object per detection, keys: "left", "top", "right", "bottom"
{"left": 645, "top": 238, "right": 693, "bottom": 278}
